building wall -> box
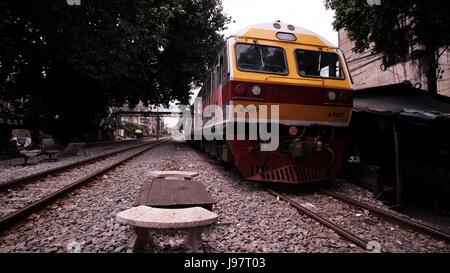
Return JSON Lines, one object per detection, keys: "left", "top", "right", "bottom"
{"left": 116, "top": 116, "right": 159, "bottom": 138}
{"left": 339, "top": 30, "right": 450, "bottom": 97}
{"left": 111, "top": 102, "right": 163, "bottom": 138}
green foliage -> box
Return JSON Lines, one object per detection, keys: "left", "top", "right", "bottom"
{"left": 0, "top": 0, "right": 229, "bottom": 142}
{"left": 123, "top": 122, "right": 148, "bottom": 137}
{"left": 159, "top": 127, "right": 169, "bottom": 136}
{"left": 156, "top": 0, "right": 229, "bottom": 104}
{"left": 325, "top": 0, "right": 450, "bottom": 93}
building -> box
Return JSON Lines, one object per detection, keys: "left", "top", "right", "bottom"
{"left": 113, "top": 102, "right": 161, "bottom": 138}
{"left": 339, "top": 30, "right": 450, "bottom": 97}
{"left": 346, "top": 84, "right": 450, "bottom": 208}
{"left": 338, "top": 30, "right": 450, "bottom": 209}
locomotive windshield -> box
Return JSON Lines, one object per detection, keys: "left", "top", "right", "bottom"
{"left": 236, "top": 43, "right": 288, "bottom": 74}
{"left": 295, "top": 49, "right": 344, "bottom": 79}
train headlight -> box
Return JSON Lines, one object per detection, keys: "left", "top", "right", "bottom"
{"left": 235, "top": 84, "right": 247, "bottom": 96}
{"left": 339, "top": 91, "right": 350, "bottom": 103}
{"left": 315, "top": 140, "right": 323, "bottom": 152}
{"left": 327, "top": 91, "right": 337, "bottom": 101}
{"left": 289, "top": 126, "right": 298, "bottom": 136}
{"left": 251, "top": 85, "right": 262, "bottom": 96}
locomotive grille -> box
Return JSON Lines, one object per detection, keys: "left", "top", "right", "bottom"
{"left": 256, "top": 165, "right": 326, "bottom": 183}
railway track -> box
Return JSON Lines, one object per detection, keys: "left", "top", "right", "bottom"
{"left": 0, "top": 138, "right": 161, "bottom": 190}
{"left": 319, "top": 190, "right": 450, "bottom": 242}
{"left": 266, "top": 186, "right": 450, "bottom": 252}
{"left": 266, "top": 188, "right": 370, "bottom": 250}
{"left": 81, "top": 138, "right": 145, "bottom": 149}
{"left": 185, "top": 144, "right": 450, "bottom": 252}
{"left": 0, "top": 138, "right": 171, "bottom": 232}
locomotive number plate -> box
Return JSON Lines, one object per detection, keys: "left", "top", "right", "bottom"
{"left": 327, "top": 112, "right": 345, "bottom": 119}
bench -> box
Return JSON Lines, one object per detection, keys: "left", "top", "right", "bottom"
{"left": 116, "top": 205, "right": 218, "bottom": 252}
{"left": 11, "top": 129, "right": 41, "bottom": 166}
{"left": 19, "top": 149, "right": 42, "bottom": 166}
{"left": 134, "top": 177, "right": 216, "bottom": 211}
{"left": 41, "top": 138, "right": 60, "bottom": 161}
{"left": 116, "top": 171, "right": 217, "bottom": 252}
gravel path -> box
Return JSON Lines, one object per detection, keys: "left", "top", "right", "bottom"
{"left": 0, "top": 141, "right": 167, "bottom": 253}
{"left": 0, "top": 140, "right": 448, "bottom": 253}
{"left": 0, "top": 144, "right": 154, "bottom": 218}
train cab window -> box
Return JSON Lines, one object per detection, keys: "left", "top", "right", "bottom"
{"left": 216, "top": 63, "right": 221, "bottom": 87}
{"left": 222, "top": 48, "right": 228, "bottom": 83}
{"left": 295, "top": 49, "right": 344, "bottom": 79}
{"left": 218, "top": 56, "right": 224, "bottom": 84}
{"left": 236, "top": 43, "right": 288, "bottom": 74}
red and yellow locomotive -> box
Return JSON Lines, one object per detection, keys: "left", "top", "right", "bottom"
{"left": 191, "top": 22, "right": 353, "bottom": 184}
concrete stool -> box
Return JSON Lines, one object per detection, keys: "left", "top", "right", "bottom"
{"left": 148, "top": 171, "right": 199, "bottom": 180}
{"left": 116, "top": 205, "right": 218, "bottom": 252}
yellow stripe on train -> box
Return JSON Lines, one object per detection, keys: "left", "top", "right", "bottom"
{"left": 229, "top": 101, "right": 352, "bottom": 126}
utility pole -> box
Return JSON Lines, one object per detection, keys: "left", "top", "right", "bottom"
{"left": 393, "top": 118, "right": 402, "bottom": 205}
{"left": 156, "top": 106, "right": 160, "bottom": 140}
{"left": 156, "top": 116, "right": 160, "bottom": 140}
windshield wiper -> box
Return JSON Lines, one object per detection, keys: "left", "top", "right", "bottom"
{"left": 317, "top": 50, "right": 323, "bottom": 75}
{"left": 253, "top": 40, "right": 265, "bottom": 70}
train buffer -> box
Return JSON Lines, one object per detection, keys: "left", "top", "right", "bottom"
{"left": 116, "top": 171, "right": 217, "bottom": 252}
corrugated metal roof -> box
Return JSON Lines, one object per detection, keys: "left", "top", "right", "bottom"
{"left": 353, "top": 85, "right": 450, "bottom": 120}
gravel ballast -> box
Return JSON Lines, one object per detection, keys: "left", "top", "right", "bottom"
{"left": 0, "top": 140, "right": 448, "bottom": 253}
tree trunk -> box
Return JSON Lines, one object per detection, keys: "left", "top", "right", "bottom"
{"left": 425, "top": 46, "right": 438, "bottom": 94}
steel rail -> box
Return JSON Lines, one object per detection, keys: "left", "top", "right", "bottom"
{"left": 0, "top": 138, "right": 171, "bottom": 232}
{"left": 265, "top": 188, "right": 369, "bottom": 250}
{"left": 82, "top": 138, "right": 142, "bottom": 148}
{"left": 0, "top": 138, "right": 162, "bottom": 190}
{"left": 320, "top": 190, "right": 450, "bottom": 243}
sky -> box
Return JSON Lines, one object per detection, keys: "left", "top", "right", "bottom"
{"left": 222, "top": 0, "right": 338, "bottom": 45}
{"left": 164, "top": 0, "right": 337, "bottom": 128}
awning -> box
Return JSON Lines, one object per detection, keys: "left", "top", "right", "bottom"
{"left": 353, "top": 86, "right": 450, "bottom": 120}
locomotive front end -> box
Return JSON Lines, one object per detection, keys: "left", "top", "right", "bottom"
{"left": 222, "top": 23, "right": 353, "bottom": 184}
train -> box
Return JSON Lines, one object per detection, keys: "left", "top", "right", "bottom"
{"left": 189, "top": 22, "right": 353, "bottom": 184}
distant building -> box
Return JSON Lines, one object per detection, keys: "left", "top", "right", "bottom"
{"left": 339, "top": 30, "right": 450, "bottom": 97}
{"left": 113, "top": 102, "right": 160, "bottom": 138}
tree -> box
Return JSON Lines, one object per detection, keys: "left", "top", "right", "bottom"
{"left": 123, "top": 122, "right": 148, "bottom": 137}
{"left": 157, "top": 0, "right": 229, "bottom": 105}
{"left": 0, "top": 0, "right": 173, "bottom": 142}
{"left": 325, "top": 0, "right": 450, "bottom": 93}
{"left": 0, "top": 0, "right": 228, "bottom": 142}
